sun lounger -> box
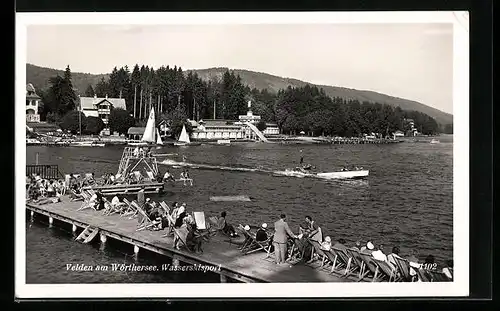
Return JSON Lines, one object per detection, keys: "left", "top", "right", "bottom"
{"left": 159, "top": 201, "right": 170, "bottom": 214}
{"left": 172, "top": 226, "right": 201, "bottom": 252}
{"left": 237, "top": 225, "right": 273, "bottom": 257}
{"left": 121, "top": 198, "right": 138, "bottom": 218}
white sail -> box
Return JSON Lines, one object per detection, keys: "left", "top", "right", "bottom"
{"left": 178, "top": 125, "right": 190, "bottom": 143}
{"left": 156, "top": 128, "right": 163, "bottom": 145}
{"left": 141, "top": 109, "right": 156, "bottom": 143}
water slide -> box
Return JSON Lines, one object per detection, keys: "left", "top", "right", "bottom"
{"left": 244, "top": 122, "right": 269, "bottom": 142}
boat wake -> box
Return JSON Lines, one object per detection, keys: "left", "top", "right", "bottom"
{"left": 160, "top": 159, "right": 367, "bottom": 182}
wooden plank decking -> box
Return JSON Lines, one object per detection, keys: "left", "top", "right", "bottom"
{"left": 26, "top": 197, "right": 357, "bottom": 283}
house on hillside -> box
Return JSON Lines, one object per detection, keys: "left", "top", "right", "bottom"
{"left": 78, "top": 95, "right": 126, "bottom": 127}
{"left": 26, "top": 83, "right": 41, "bottom": 123}
{"left": 403, "top": 118, "right": 418, "bottom": 137}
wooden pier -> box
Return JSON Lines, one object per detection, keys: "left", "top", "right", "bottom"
{"left": 26, "top": 197, "right": 359, "bottom": 283}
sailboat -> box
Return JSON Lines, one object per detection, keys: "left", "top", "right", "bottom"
{"left": 128, "top": 108, "right": 156, "bottom": 146}
{"left": 174, "top": 124, "right": 190, "bottom": 146}
{"left": 155, "top": 128, "right": 163, "bottom": 149}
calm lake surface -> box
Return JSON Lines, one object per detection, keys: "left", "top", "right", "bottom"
{"left": 25, "top": 135, "right": 453, "bottom": 283}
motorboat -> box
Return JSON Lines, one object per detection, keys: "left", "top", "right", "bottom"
{"left": 217, "top": 139, "right": 231, "bottom": 145}
{"left": 316, "top": 170, "right": 369, "bottom": 179}
{"left": 69, "top": 141, "right": 105, "bottom": 147}
{"left": 430, "top": 139, "right": 440, "bottom": 144}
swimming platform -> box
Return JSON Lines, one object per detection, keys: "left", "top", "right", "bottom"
{"left": 25, "top": 196, "right": 359, "bottom": 283}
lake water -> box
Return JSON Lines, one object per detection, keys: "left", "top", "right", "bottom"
{"left": 25, "top": 135, "right": 453, "bottom": 283}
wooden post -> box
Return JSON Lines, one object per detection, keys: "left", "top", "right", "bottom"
{"left": 172, "top": 256, "right": 180, "bottom": 266}
{"left": 100, "top": 233, "right": 107, "bottom": 244}
{"left": 72, "top": 224, "right": 77, "bottom": 232}
{"left": 48, "top": 217, "right": 53, "bottom": 225}
{"left": 30, "top": 211, "right": 34, "bottom": 218}
{"left": 134, "top": 245, "right": 140, "bottom": 254}
{"left": 220, "top": 274, "right": 228, "bottom": 283}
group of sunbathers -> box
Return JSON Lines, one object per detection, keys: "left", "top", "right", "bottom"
{"left": 132, "top": 146, "right": 153, "bottom": 158}
{"left": 26, "top": 174, "right": 65, "bottom": 204}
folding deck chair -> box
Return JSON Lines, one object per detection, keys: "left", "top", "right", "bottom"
{"left": 358, "top": 252, "right": 390, "bottom": 282}
{"left": 345, "top": 248, "right": 371, "bottom": 281}
{"left": 416, "top": 268, "right": 432, "bottom": 282}
{"left": 77, "top": 190, "right": 97, "bottom": 211}
{"left": 172, "top": 227, "right": 197, "bottom": 252}
{"left": 134, "top": 202, "right": 161, "bottom": 231}
{"left": 307, "top": 240, "right": 329, "bottom": 270}
{"left": 330, "top": 247, "right": 358, "bottom": 278}
{"left": 121, "top": 198, "right": 139, "bottom": 218}
{"left": 192, "top": 212, "right": 214, "bottom": 241}
{"left": 371, "top": 258, "right": 402, "bottom": 282}
{"left": 393, "top": 256, "right": 416, "bottom": 282}
{"left": 426, "top": 270, "right": 452, "bottom": 282}
{"left": 146, "top": 171, "right": 155, "bottom": 181}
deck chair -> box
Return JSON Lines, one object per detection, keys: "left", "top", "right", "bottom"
{"left": 331, "top": 247, "right": 359, "bottom": 277}
{"left": 193, "top": 212, "right": 213, "bottom": 241}
{"left": 372, "top": 258, "right": 402, "bottom": 282}
{"left": 133, "top": 201, "right": 161, "bottom": 231}
{"left": 358, "top": 252, "right": 387, "bottom": 282}
{"left": 416, "top": 268, "right": 432, "bottom": 282}
{"left": 121, "top": 198, "right": 138, "bottom": 218}
{"left": 427, "top": 270, "right": 452, "bottom": 282}
{"left": 77, "top": 190, "right": 96, "bottom": 211}
{"left": 161, "top": 213, "right": 177, "bottom": 237}
{"left": 307, "top": 240, "right": 329, "bottom": 270}
{"left": 172, "top": 227, "right": 195, "bottom": 252}
{"left": 159, "top": 201, "right": 170, "bottom": 214}
{"left": 345, "top": 248, "right": 371, "bottom": 281}
{"left": 393, "top": 256, "right": 415, "bottom": 282}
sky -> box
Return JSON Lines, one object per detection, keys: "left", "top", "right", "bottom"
{"left": 26, "top": 23, "right": 453, "bottom": 114}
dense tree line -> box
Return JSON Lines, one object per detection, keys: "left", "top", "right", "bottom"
{"left": 38, "top": 64, "right": 443, "bottom": 137}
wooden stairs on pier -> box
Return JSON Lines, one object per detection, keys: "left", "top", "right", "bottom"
{"left": 75, "top": 225, "right": 100, "bottom": 244}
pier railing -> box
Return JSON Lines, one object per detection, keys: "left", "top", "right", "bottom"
{"left": 26, "top": 165, "right": 64, "bottom": 180}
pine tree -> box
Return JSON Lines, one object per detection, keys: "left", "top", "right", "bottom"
{"left": 84, "top": 84, "right": 95, "bottom": 97}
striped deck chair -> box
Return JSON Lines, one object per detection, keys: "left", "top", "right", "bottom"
{"left": 358, "top": 252, "right": 387, "bottom": 282}
{"left": 307, "top": 240, "right": 328, "bottom": 270}
{"left": 393, "top": 256, "right": 415, "bottom": 282}
{"left": 133, "top": 171, "right": 143, "bottom": 183}
{"left": 345, "top": 248, "right": 371, "bottom": 281}
{"left": 161, "top": 213, "right": 176, "bottom": 237}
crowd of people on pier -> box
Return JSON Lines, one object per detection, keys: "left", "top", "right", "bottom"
{"left": 25, "top": 173, "right": 65, "bottom": 204}
{"left": 27, "top": 172, "right": 453, "bottom": 282}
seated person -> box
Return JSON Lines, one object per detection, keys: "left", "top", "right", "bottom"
{"left": 94, "top": 191, "right": 105, "bottom": 211}
{"left": 111, "top": 195, "right": 121, "bottom": 207}
{"left": 387, "top": 246, "right": 403, "bottom": 269}
{"left": 256, "top": 223, "right": 268, "bottom": 242}
{"left": 220, "top": 211, "right": 237, "bottom": 237}
{"left": 163, "top": 170, "right": 175, "bottom": 182}
{"left": 423, "top": 254, "right": 437, "bottom": 271}
{"left": 186, "top": 222, "right": 203, "bottom": 252}
{"left": 174, "top": 205, "right": 187, "bottom": 228}
{"left": 371, "top": 244, "right": 387, "bottom": 262}
{"left": 321, "top": 236, "right": 332, "bottom": 251}
{"left": 361, "top": 241, "right": 375, "bottom": 254}
{"left": 442, "top": 259, "right": 453, "bottom": 280}
{"left": 353, "top": 241, "right": 362, "bottom": 250}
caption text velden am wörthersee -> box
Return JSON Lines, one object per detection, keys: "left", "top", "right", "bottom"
{"left": 65, "top": 263, "right": 222, "bottom": 273}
